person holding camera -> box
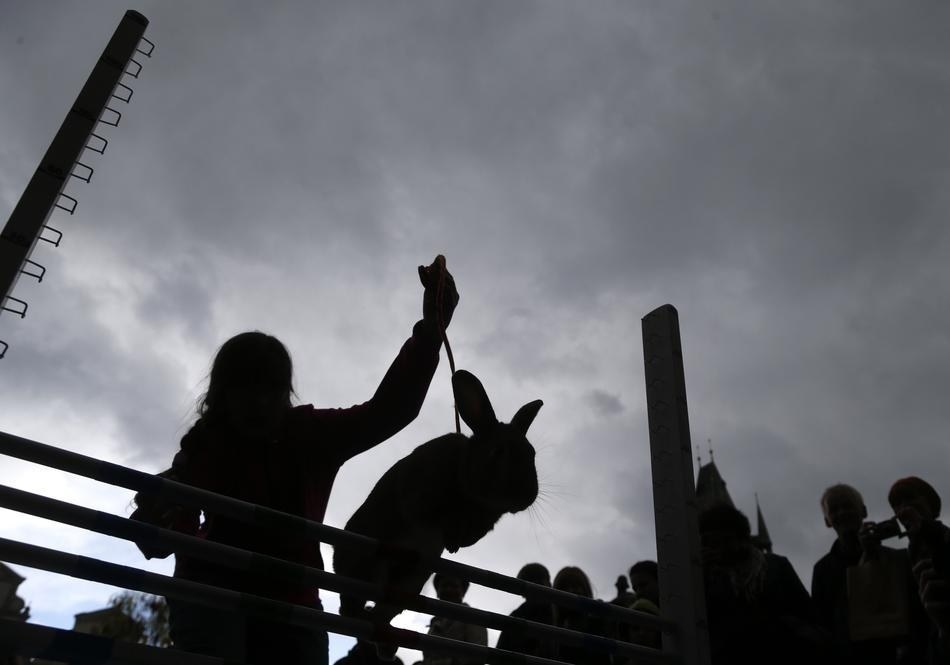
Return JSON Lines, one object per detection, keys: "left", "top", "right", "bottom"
{"left": 811, "top": 483, "right": 923, "bottom": 664}
{"left": 889, "top": 477, "right": 950, "bottom": 663}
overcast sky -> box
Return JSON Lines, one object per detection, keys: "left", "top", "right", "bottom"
{"left": 2, "top": 0, "right": 950, "bottom": 661}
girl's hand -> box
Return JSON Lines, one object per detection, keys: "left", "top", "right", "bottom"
{"left": 419, "top": 255, "right": 459, "bottom": 329}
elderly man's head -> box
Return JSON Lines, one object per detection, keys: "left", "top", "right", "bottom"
{"left": 820, "top": 484, "right": 867, "bottom": 538}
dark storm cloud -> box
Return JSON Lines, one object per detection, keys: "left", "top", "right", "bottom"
{"left": 133, "top": 252, "right": 219, "bottom": 344}
{"left": 547, "top": 3, "right": 950, "bottom": 301}
{"left": 586, "top": 389, "right": 624, "bottom": 416}
{"left": 0, "top": 259, "right": 189, "bottom": 464}
{"left": 111, "top": 1, "right": 655, "bottom": 275}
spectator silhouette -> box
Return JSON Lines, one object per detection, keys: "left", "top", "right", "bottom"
{"left": 625, "top": 597, "right": 662, "bottom": 663}
{"left": 130, "top": 256, "right": 459, "bottom": 665}
{"left": 496, "top": 563, "right": 555, "bottom": 660}
{"left": 888, "top": 476, "right": 950, "bottom": 663}
{"left": 609, "top": 575, "right": 636, "bottom": 607}
{"left": 422, "top": 574, "right": 487, "bottom": 665}
{"left": 551, "top": 566, "right": 610, "bottom": 665}
{"left": 812, "top": 483, "right": 922, "bottom": 664}
{"left": 610, "top": 561, "right": 660, "bottom": 664}
{"left": 700, "top": 504, "right": 830, "bottom": 665}
{"left": 628, "top": 561, "right": 659, "bottom": 607}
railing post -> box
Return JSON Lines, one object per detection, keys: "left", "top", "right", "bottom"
{"left": 641, "top": 305, "right": 710, "bottom": 665}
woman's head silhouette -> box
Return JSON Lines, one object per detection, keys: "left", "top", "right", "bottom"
{"left": 199, "top": 331, "right": 295, "bottom": 440}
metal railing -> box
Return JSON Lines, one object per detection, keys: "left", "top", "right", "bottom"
{"left": 0, "top": 304, "right": 709, "bottom": 665}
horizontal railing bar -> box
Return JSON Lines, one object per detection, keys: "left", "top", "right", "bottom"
{"left": 0, "top": 617, "right": 231, "bottom": 665}
{"left": 0, "top": 536, "right": 589, "bottom": 665}
{"left": 0, "top": 429, "right": 674, "bottom": 632}
{"left": 0, "top": 535, "right": 371, "bottom": 639}
{"left": 0, "top": 483, "right": 671, "bottom": 662}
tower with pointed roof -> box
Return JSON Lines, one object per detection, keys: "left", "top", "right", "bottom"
{"left": 751, "top": 494, "right": 773, "bottom": 553}
{"left": 694, "top": 450, "right": 735, "bottom": 513}
{"left": 694, "top": 442, "right": 774, "bottom": 553}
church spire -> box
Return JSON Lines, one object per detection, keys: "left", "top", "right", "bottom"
{"left": 753, "top": 493, "right": 773, "bottom": 553}
{"left": 694, "top": 442, "right": 735, "bottom": 513}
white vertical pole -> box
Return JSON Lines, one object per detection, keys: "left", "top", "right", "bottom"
{"left": 641, "top": 304, "right": 710, "bottom": 665}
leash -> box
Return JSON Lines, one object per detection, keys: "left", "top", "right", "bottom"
{"left": 433, "top": 255, "right": 461, "bottom": 435}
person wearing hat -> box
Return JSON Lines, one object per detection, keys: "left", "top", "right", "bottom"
{"left": 422, "top": 574, "right": 487, "bottom": 665}
{"left": 888, "top": 476, "right": 950, "bottom": 663}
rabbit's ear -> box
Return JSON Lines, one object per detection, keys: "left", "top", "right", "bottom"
{"left": 511, "top": 400, "right": 543, "bottom": 436}
{"left": 452, "top": 370, "right": 498, "bottom": 435}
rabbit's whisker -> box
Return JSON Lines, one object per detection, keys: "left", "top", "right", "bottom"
{"left": 537, "top": 485, "right": 578, "bottom": 500}
{"left": 528, "top": 503, "right": 555, "bottom": 540}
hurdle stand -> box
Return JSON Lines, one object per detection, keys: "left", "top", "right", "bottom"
{"left": 0, "top": 10, "right": 154, "bottom": 359}
{"left": 0, "top": 304, "right": 709, "bottom": 665}
{"left": 642, "top": 304, "right": 710, "bottom": 665}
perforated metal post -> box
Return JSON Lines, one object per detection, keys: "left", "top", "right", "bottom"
{"left": 642, "top": 304, "right": 710, "bottom": 665}
{"left": 0, "top": 10, "right": 152, "bottom": 358}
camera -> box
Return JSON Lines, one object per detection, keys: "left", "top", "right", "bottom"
{"left": 860, "top": 517, "right": 904, "bottom": 543}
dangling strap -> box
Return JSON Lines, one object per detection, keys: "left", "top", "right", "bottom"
{"left": 434, "top": 256, "right": 461, "bottom": 435}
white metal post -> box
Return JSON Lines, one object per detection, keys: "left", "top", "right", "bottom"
{"left": 642, "top": 304, "right": 710, "bottom": 665}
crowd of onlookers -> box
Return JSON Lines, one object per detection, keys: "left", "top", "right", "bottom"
{"left": 359, "top": 475, "right": 950, "bottom": 665}
{"left": 693, "top": 475, "right": 949, "bottom": 665}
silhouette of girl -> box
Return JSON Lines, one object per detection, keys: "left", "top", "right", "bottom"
{"left": 552, "top": 567, "right": 610, "bottom": 665}
{"left": 132, "top": 256, "right": 459, "bottom": 665}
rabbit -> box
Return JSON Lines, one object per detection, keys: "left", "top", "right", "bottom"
{"left": 332, "top": 369, "right": 543, "bottom": 656}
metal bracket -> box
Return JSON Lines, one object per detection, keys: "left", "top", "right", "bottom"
{"left": 39, "top": 226, "right": 63, "bottom": 247}
{"left": 99, "top": 106, "right": 121, "bottom": 127}
{"left": 136, "top": 36, "right": 155, "bottom": 57}
{"left": 21, "top": 260, "right": 46, "bottom": 283}
{"left": 70, "top": 162, "right": 94, "bottom": 184}
{"left": 54, "top": 194, "right": 78, "bottom": 215}
{"left": 86, "top": 133, "right": 108, "bottom": 155}
{"left": 112, "top": 82, "right": 133, "bottom": 103}
{"left": 125, "top": 57, "right": 143, "bottom": 79}
{"left": 2, "top": 297, "right": 28, "bottom": 319}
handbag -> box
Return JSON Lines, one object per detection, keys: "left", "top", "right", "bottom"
{"left": 846, "top": 548, "right": 911, "bottom": 642}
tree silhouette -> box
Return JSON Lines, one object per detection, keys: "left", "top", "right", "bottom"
{"left": 108, "top": 591, "right": 172, "bottom": 647}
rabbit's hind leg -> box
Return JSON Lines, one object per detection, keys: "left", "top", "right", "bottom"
{"left": 333, "top": 548, "right": 376, "bottom": 621}
{"left": 367, "top": 563, "right": 433, "bottom": 661}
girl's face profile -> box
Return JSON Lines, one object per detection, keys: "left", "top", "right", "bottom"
{"left": 223, "top": 381, "right": 288, "bottom": 441}
{"left": 554, "top": 573, "right": 590, "bottom": 598}
{"left": 206, "top": 332, "right": 294, "bottom": 440}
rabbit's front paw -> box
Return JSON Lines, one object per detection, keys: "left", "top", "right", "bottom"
{"left": 374, "top": 641, "right": 398, "bottom": 662}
